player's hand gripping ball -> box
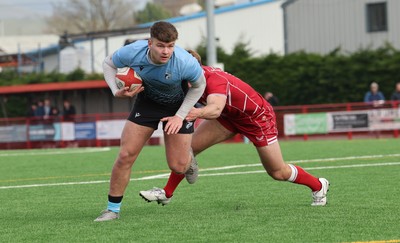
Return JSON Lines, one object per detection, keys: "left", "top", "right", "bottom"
{"left": 115, "top": 67, "right": 142, "bottom": 91}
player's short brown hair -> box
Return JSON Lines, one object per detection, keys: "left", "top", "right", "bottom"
{"left": 150, "top": 21, "right": 178, "bottom": 42}
{"left": 187, "top": 49, "right": 202, "bottom": 65}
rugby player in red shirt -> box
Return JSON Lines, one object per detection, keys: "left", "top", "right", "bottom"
{"left": 140, "top": 50, "right": 329, "bottom": 206}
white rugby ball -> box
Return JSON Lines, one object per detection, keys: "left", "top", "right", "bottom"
{"left": 115, "top": 67, "right": 142, "bottom": 91}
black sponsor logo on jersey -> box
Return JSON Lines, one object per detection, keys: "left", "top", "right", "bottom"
{"left": 139, "top": 66, "right": 144, "bottom": 71}
{"left": 165, "top": 73, "right": 171, "bottom": 79}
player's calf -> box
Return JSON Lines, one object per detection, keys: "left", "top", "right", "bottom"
{"left": 185, "top": 150, "right": 198, "bottom": 184}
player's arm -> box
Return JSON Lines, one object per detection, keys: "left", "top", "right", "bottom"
{"left": 102, "top": 54, "right": 119, "bottom": 96}
{"left": 175, "top": 74, "right": 206, "bottom": 119}
{"left": 103, "top": 54, "right": 143, "bottom": 98}
{"left": 162, "top": 74, "right": 206, "bottom": 135}
{"left": 186, "top": 94, "right": 227, "bottom": 121}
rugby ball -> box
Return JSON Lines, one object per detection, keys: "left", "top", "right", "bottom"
{"left": 115, "top": 67, "right": 142, "bottom": 91}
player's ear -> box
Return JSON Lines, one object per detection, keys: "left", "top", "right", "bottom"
{"left": 148, "top": 38, "right": 152, "bottom": 48}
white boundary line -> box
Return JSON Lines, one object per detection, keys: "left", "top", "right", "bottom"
{"left": 1, "top": 161, "right": 400, "bottom": 190}
{"left": 290, "top": 154, "right": 400, "bottom": 163}
{"left": 199, "top": 162, "right": 400, "bottom": 177}
{"left": 0, "top": 147, "right": 111, "bottom": 157}
{"left": 200, "top": 153, "right": 400, "bottom": 172}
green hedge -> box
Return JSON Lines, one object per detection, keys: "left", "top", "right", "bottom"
{"left": 0, "top": 68, "right": 103, "bottom": 86}
{"left": 197, "top": 42, "right": 400, "bottom": 105}
{"left": 1, "top": 43, "right": 400, "bottom": 118}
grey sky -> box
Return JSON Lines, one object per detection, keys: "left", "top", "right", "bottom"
{"left": 0, "top": 0, "right": 148, "bottom": 19}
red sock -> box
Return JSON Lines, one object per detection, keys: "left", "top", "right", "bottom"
{"left": 163, "top": 171, "right": 185, "bottom": 198}
{"left": 292, "top": 165, "right": 322, "bottom": 191}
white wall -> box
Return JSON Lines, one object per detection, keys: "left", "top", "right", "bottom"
{"left": 25, "top": 0, "right": 283, "bottom": 74}
{"left": 284, "top": 0, "right": 400, "bottom": 54}
{"left": 174, "top": 0, "right": 284, "bottom": 56}
{"left": 73, "top": 33, "right": 150, "bottom": 73}
{"left": 66, "top": 0, "right": 284, "bottom": 73}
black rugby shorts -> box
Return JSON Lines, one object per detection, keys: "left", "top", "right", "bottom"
{"left": 127, "top": 93, "right": 194, "bottom": 134}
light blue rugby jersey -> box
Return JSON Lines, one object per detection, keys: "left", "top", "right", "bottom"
{"left": 112, "top": 40, "right": 202, "bottom": 105}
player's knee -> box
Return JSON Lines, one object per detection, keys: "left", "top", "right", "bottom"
{"left": 115, "top": 150, "right": 137, "bottom": 168}
{"left": 168, "top": 160, "right": 188, "bottom": 174}
{"left": 169, "top": 165, "right": 186, "bottom": 174}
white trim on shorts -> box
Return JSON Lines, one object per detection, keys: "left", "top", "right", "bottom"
{"left": 267, "top": 136, "right": 278, "bottom": 145}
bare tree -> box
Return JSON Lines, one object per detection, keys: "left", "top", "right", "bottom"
{"left": 46, "top": 0, "right": 136, "bottom": 34}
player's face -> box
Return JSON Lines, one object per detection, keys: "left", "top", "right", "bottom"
{"left": 148, "top": 38, "right": 175, "bottom": 64}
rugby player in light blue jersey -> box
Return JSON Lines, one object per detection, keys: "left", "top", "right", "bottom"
{"left": 95, "top": 21, "right": 206, "bottom": 222}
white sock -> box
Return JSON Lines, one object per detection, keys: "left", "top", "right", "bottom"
{"left": 287, "top": 164, "right": 298, "bottom": 182}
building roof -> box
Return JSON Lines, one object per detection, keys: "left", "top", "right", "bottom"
{"left": 138, "top": 0, "right": 278, "bottom": 27}
{"left": 0, "top": 80, "right": 108, "bottom": 95}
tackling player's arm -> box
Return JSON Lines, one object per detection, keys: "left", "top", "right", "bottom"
{"left": 175, "top": 74, "right": 206, "bottom": 119}
{"left": 162, "top": 74, "right": 206, "bottom": 134}
{"left": 185, "top": 94, "right": 227, "bottom": 121}
{"left": 162, "top": 48, "right": 206, "bottom": 135}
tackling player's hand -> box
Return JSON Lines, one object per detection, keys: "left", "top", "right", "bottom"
{"left": 115, "top": 85, "right": 144, "bottom": 98}
{"left": 185, "top": 107, "right": 202, "bottom": 121}
{"left": 160, "top": 115, "right": 183, "bottom": 135}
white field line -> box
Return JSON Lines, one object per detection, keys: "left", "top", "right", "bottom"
{"left": 138, "top": 173, "right": 171, "bottom": 180}
{"left": 201, "top": 153, "right": 400, "bottom": 172}
{"left": 1, "top": 149, "right": 397, "bottom": 161}
{"left": 290, "top": 153, "right": 400, "bottom": 163}
{"left": 1, "top": 161, "right": 400, "bottom": 190}
{"left": 0, "top": 147, "right": 111, "bottom": 157}
{"left": 199, "top": 162, "right": 400, "bottom": 177}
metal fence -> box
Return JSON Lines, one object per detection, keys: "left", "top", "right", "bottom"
{"left": 0, "top": 101, "right": 399, "bottom": 150}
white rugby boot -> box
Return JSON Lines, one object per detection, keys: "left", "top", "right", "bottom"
{"left": 311, "top": 178, "right": 330, "bottom": 206}
{"left": 94, "top": 210, "right": 120, "bottom": 222}
{"left": 139, "top": 187, "right": 172, "bottom": 206}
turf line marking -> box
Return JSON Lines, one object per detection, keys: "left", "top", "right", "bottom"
{"left": 0, "top": 169, "right": 171, "bottom": 183}
{"left": 1, "top": 161, "right": 400, "bottom": 190}
{"left": 0, "top": 180, "right": 110, "bottom": 189}
{"left": 4, "top": 152, "right": 388, "bottom": 183}
{"left": 291, "top": 154, "right": 400, "bottom": 163}
{"left": 3, "top": 153, "right": 397, "bottom": 183}
{"left": 0, "top": 147, "right": 111, "bottom": 157}
{"left": 138, "top": 173, "right": 171, "bottom": 180}
{"left": 201, "top": 164, "right": 260, "bottom": 171}
{"left": 203, "top": 153, "right": 400, "bottom": 172}
{"left": 200, "top": 162, "right": 400, "bottom": 177}
{"left": 305, "top": 162, "right": 400, "bottom": 170}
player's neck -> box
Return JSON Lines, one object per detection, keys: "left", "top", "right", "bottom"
{"left": 147, "top": 50, "right": 164, "bottom": 65}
